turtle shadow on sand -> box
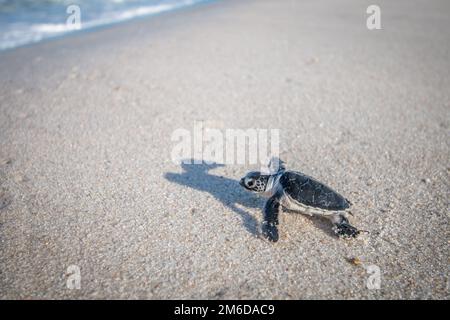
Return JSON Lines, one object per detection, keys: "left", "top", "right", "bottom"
{"left": 164, "top": 161, "right": 264, "bottom": 237}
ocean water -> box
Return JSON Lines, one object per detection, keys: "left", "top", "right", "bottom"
{"left": 0, "top": 0, "right": 210, "bottom": 50}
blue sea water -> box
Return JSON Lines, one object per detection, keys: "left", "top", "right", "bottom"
{"left": 0, "top": 0, "right": 211, "bottom": 50}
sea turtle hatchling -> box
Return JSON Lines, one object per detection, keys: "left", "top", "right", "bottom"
{"left": 239, "top": 158, "right": 362, "bottom": 242}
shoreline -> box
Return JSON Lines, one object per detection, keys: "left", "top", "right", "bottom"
{"left": 0, "top": 0, "right": 218, "bottom": 52}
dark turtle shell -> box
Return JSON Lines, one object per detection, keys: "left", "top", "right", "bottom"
{"left": 279, "top": 171, "right": 351, "bottom": 211}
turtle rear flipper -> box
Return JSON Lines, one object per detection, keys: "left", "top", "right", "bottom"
{"left": 333, "top": 222, "right": 360, "bottom": 239}
{"left": 331, "top": 216, "right": 361, "bottom": 239}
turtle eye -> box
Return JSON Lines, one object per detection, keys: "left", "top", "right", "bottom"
{"left": 246, "top": 179, "right": 255, "bottom": 187}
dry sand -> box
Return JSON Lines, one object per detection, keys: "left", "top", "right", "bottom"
{"left": 0, "top": 0, "right": 449, "bottom": 299}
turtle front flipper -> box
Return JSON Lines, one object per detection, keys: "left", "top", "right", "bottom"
{"left": 331, "top": 215, "right": 360, "bottom": 239}
{"left": 262, "top": 194, "right": 281, "bottom": 242}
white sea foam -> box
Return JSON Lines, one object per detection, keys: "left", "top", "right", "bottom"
{"left": 0, "top": 0, "right": 208, "bottom": 51}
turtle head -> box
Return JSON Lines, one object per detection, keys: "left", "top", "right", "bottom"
{"left": 239, "top": 171, "right": 270, "bottom": 193}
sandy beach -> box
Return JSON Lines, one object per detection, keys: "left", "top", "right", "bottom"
{"left": 0, "top": 0, "right": 449, "bottom": 299}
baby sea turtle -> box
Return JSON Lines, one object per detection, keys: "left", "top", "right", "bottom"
{"left": 239, "top": 158, "right": 361, "bottom": 242}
